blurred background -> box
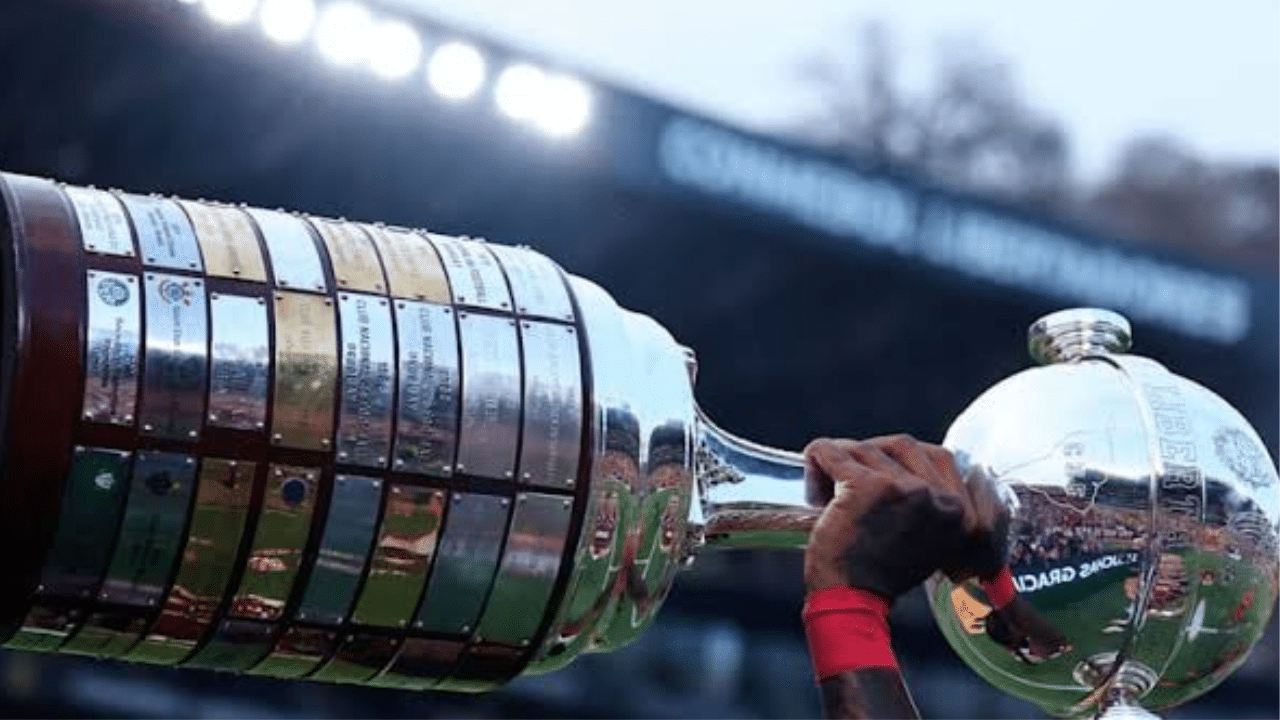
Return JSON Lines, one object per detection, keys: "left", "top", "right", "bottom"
{"left": 0, "top": 0, "right": 1275, "bottom": 717}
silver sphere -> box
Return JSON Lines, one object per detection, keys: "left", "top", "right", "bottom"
{"left": 927, "top": 308, "right": 1279, "bottom": 718}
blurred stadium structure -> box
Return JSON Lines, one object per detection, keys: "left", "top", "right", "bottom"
{"left": 0, "top": 0, "right": 1274, "bottom": 717}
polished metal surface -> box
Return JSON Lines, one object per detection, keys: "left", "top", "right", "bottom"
{"left": 309, "top": 217, "right": 387, "bottom": 294}
{"left": 456, "top": 312, "right": 521, "bottom": 480}
{"left": 415, "top": 493, "right": 509, "bottom": 634}
{"left": 38, "top": 448, "right": 131, "bottom": 598}
{"left": 249, "top": 625, "right": 336, "bottom": 679}
{"left": 119, "top": 194, "right": 203, "bottom": 271}
{"left": 98, "top": 451, "right": 198, "bottom": 608}
{"left": 296, "top": 474, "right": 382, "bottom": 626}
{"left": 517, "top": 321, "right": 582, "bottom": 490}
{"left": 427, "top": 233, "right": 512, "bottom": 311}
{"left": 208, "top": 293, "right": 270, "bottom": 431}
{"left": 83, "top": 271, "right": 141, "bottom": 426}
{"left": 927, "top": 308, "right": 1280, "bottom": 718}
{"left": 487, "top": 244, "right": 575, "bottom": 322}
{"left": 392, "top": 300, "right": 460, "bottom": 477}
{"left": 337, "top": 293, "right": 395, "bottom": 468}
{"left": 350, "top": 485, "right": 445, "bottom": 628}
{"left": 364, "top": 224, "right": 451, "bottom": 303}
{"left": 474, "top": 492, "right": 574, "bottom": 647}
{"left": 229, "top": 465, "right": 320, "bottom": 621}
{"left": 126, "top": 458, "right": 257, "bottom": 665}
{"left": 65, "top": 185, "right": 135, "bottom": 256}
{"left": 244, "top": 207, "right": 328, "bottom": 293}
{"left": 180, "top": 201, "right": 267, "bottom": 282}
{"left": 140, "top": 272, "right": 209, "bottom": 441}
{"left": 271, "top": 291, "right": 337, "bottom": 450}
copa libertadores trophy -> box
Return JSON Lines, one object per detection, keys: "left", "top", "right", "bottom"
{"left": 0, "top": 172, "right": 1272, "bottom": 718}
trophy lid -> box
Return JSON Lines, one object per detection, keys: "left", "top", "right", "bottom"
{"left": 1029, "top": 308, "right": 1132, "bottom": 365}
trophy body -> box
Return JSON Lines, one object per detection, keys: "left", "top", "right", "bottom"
{"left": 0, "top": 172, "right": 1270, "bottom": 717}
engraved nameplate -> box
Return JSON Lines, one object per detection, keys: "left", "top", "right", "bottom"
{"left": 230, "top": 465, "right": 319, "bottom": 620}
{"left": 180, "top": 201, "right": 267, "bottom": 282}
{"left": 99, "top": 452, "right": 198, "bottom": 608}
{"left": 309, "top": 218, "right": 386, "bottom": 294}
{"left": 65, "top": 186, "right": 134, "bottom": 256}
{"left": 40, "top": 448, "right": 131, "bottom": 598}
{"left": 296, "top": 474, "right": 382, "bottom": 626}
{"left": 337, "top": 293, "right": 395, "bottom": 468}
{"left": 245, "top": 208, "right": 327, "bottom": 293}
{"left": 83, "top": 271, "right": 140, "bottom": 425}
{"left": 272, "top": 292, "right": 337, "bottom": 450}
{"left": 118, "top": 194, "right": 203, "bottom": 271}
{"left": 518, "top": 321, "right": 582, "bottom": 489}
{"left": 426, "top": 234, "right": 511, "bottom": 311}
{"left": 141, "top": 273, "right": 208, "bottom": 441}
{"left": 351, "top": 485, "right": 445, "bottom": 628}
{"left": 456, "top": 312, "right": 521, "bottom": 480}
{"left": 209, "top": 294, "right": 269, "bottom": 431}
{"left": 415, "top": 493, "right": 508, "bottom": 633}
{"left": 393, "top": 301, "right": 460, "bottom": 476}
{"left": 487, "top": 244, "right": 575, "bottom": 322}
{"left": 475, "top": 492, "right": 573, "bottom": 645}
{"left": 364, "top": 225, "right": 451, "bottom": 302}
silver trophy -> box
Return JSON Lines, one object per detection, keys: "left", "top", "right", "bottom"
{"left": 0, "top": 174, "right": 1274, "bottom": 715}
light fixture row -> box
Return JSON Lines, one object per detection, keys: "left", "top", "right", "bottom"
{"left": 186, "top": 0, "right": 593, "bottom": 137}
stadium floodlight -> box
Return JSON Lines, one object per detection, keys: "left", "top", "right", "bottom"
{"left": 494, "top": 63, "right": 546, "bottom": 122}
{"left": 202, "top": 0, "right": 258, "bottom": 26}
{"left": 369, "top": 19, "right": 423, "bottom": 81}
{"left": 534, "top": 73, "right": 592, "bottom": 137}
{"left": 258, "top": 0, "right": 316, "bottom": 46}
{"left": 426, "top": 41, "right": 486, "bottom": 101}
{"left": 314, "top": 1, "right": 376, "bottom": 68}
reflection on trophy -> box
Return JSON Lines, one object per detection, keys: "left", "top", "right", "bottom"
{"left": 0, "top": 173, "right": 1273, "bottom": 716}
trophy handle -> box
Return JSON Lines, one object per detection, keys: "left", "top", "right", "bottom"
{"left": 692, "top": 407, "right": 817, "bottom": 551}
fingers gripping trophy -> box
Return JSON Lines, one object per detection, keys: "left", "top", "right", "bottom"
{"left": 0, "top": 172, "right": 1273, "bottom": 718}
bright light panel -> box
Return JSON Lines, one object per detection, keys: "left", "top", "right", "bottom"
{"left": 258, "top": 0, "right": 315, "bottom": 46}
{"left": 203, "top": 0, "right": 258, "bottom": 26}
{"left": 315, "top": 1, "right": 376, "bottom": 68}
{"left": 535, "top": 73, "right": 592, "bottom": 137}
{"left": 369, "top": 19, "right": 423, "bottom": 81}
{"left": 494, "top": 63, "right": 546, "bottom": 122}
{"left": 427, "top": 42, "right": 486, "bottom": 101}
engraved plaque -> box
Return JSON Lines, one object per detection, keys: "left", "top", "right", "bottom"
{"left": 351, "top": 485, "right": 445, "bottom": 628}
{"left": 364, "top": 224, "right": 451, "bottom": 302}
{"left": 39, "top": 448, "right": 131, "bottom": 598}
{"left": 487, "top": 244, "right": 575, "bottom": 322}
{"left": 518, "top": 322, "right": 582, "bottom": 489}
{"left": 309, "top": 218, "right": 386, "bottom": 294}
{"left": 415, "top": 493, "right": 508, "bottom": 634}
{"left": 229, "top": 465, "right": 319, "bottom": 621}
{"left": 337, "top": 293, "right": 395, "bottom": 468}
{"left": 65, "top": 186, "right": 134, "bottom": 256}
{"left": 475, "top": 492, "right": 573, "bottom": 646}
{"left": 426, "top": 234, "right": 511, "bottom": 311}
{"left": 296, "top": 474, "right": 382, "bottom": 625}
{"left": 371, "top": 637, "right": 464, "bottom": 689}
{"left": 99, "top": 452, "right": 198, "bottom": 608}
{"left": 312, "top": 633, "right": 400, "bottom": 684}
{"left": 456, "top": 313, "right": 521, "bottom": 480}
{"left": 209, "top": 294, "right": 269, "bottom": 430}
{"left": 83, "top": 271, "right": 140, "bottom": 425}
{"left": 248, "top": 626, "right": 335, "bottom": 679}
{"left": 183, "top": 618, "right": 274, "bottom": 671}
{"left": 245, "top": 208, "right": 327, "bottom": 293}
{"left": 141, "top": 273, "right": 208, "bottom": 441}
{"left": 393, "top": 301, "right": 460, "bottom": 476}
{"left": 272, "top": 292, "right": 337, "bottom": 450}
{"left": 62, "top": 610, "right": 148, "bottom": 658}
{"left": 180, "top": 201, "right": 267, "bottom": 281}
{"left": 118, "top": 194, "right": 203, "bottom": 271}
{"left": 126, "top": 459, "right": 256, "bottom": 666}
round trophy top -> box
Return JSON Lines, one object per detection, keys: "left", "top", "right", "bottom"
{"left": 1029, "top": 308, "right": 1133, "bottom": 365}
{"left": 931, "top": 308, "right": 1278, "bottom": 717}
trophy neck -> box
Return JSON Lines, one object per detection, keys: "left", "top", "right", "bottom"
{"left": 694, "top": 408, "right": 817, "bottom": 550}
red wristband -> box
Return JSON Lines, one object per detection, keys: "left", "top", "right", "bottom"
{"left": 981, "top": 566, "right": 1018, "bottom": 610}
{"left": 802, "top": 586, "right": 897, "bottom": 680}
